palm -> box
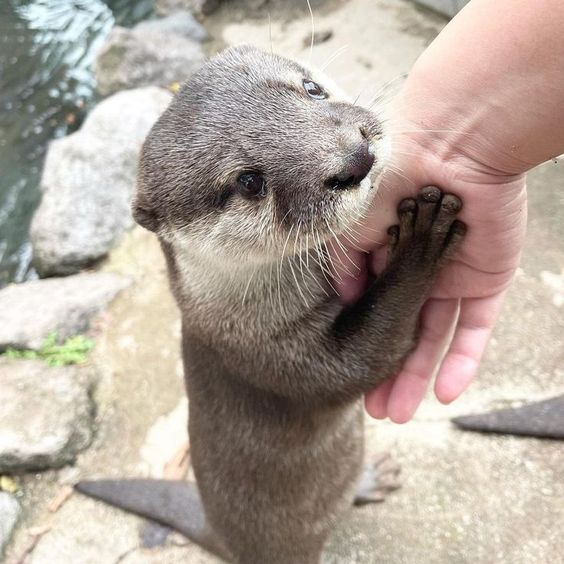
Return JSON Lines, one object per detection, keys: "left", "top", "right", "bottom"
{"left": 333, "top": 137, "right": 527, "bottom": 422}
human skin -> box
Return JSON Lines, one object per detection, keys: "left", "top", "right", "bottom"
{"left": 332, "top": 0, "right": 564, "bottom": 422}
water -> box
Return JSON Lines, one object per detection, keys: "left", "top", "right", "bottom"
{"left": 0, "top": 0, "right": 153, "bottom": 288}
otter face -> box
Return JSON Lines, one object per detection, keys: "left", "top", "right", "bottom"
{"left": 134, "top": 45, "right": 389, "bottom": 265}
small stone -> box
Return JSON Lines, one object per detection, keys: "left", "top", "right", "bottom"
{"left": 0, "top": 359, "right": 96, "bottom": 472}
{"left": 303, "top": 29, "right": 333, "bottom": 47}
{"left": 134, "top": 11, "right": 208, "bottom": 42}
{"left": 94, "top": 26, "right": 205, "bottom": 97}
{"left": 30, "top": 87, "right": 172, "bottom": 276}
{"left": 0, "top": 273, "right": 129, "bottom": 351}
{"left": 0, "top": 492, "right": 21, "bottom": 556}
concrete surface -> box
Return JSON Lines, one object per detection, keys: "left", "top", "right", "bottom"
{"left": 4, "top": 0, "right": 563, "bottom": 563}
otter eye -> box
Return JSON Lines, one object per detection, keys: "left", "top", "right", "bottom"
{"left": 237, "top": 172, "right": 267, "bottom": 199}
{"left": 303, "top": 79, "right": 327, "bottom": 100}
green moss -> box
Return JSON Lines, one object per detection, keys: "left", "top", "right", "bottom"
{"left": 2, "top": 332, "right": 95, "bottom": 366}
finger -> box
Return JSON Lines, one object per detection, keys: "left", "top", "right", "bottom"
{"left": 385, "top": 298, "right": 460, "bottom": 423}
{"left": 434, "top": 292, "right": 506, "bottom": 404}
{"left": 364, "top": 376, "right": 395, "bottom": 419}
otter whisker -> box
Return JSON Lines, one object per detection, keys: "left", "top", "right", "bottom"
{"left": 389, "top": 126, "right": 477, "bottom": 136}
{"left": 347, "top": 210, "right": 381, "bottom": 235}
{"left": 353, "top": 90, "right": 362, "bottom": 106}
{"left": 310, "top": 247, "right": 333, "bottom": 280}
{"left": 290, "top": 223, "right": 310, "bottom": 307}
{"left": 383, "top": 164, "right": 416, "bottom": 187}
{"left": 306, "top": 0, "right": 315, "bottom": 65}
{"left": 324, "top": 239, "right": 352, "bottom": 283}
{"left": 278, "top": 224, "right": 295, "bottom": 312}
{"left": 341, "top": 224, "right": 361, "bottom": 245}
{"left": 268, "top": 12, "right": 274, "bottom": 55}
{"left": 316, "top": 250, "right": 338, "bottom": 295}
{"left": 296, "top": 220, "right": 316, "bottom": 300}
{"left": 365, "top": 73, "right": 407, "bottom": 106}
{"left": 320, "top": 45, "right": 349, "bottom": 71}
{"left": 268, "top": 259, "right": 277, "bottom": 312}
{"left": 339, "top": 231, "right": 365, "bottom": 252}
{"left": 312, "top": 229, "right": 338, "bottom": 292}
{"left": 323, "top": 240, "right": 353, "bottom": 285}
{"left": 388, "top": 149, "right": 425, "bottom": 158}
{"left": 306, "top": 253, "right": 331, "bottom": 297}
{"left": 323, "top": 218, "right": 359, "bottom": 274}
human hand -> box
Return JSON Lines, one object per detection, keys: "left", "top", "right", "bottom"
{"left": 331, "top": 126, "right": 527, "bottom": 423}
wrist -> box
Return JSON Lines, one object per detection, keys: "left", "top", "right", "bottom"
{"left": 388, "top": 70, "right": 531, "bottom": 184}
{"left": 390, "top": 0, "right": 564, "bottom": 176}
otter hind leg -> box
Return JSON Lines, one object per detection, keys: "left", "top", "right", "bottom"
{"left": 353, "top": 452, "right": 402, "bottom": 506}
{"left": 75, "top": 479, "right": 231, "bottom": 561}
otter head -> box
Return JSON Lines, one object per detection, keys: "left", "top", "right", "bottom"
{"left": 134, "top": 45, "right": 389, "bottom": 266}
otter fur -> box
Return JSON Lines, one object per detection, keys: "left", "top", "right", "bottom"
{"left": 76, "top": 46, "right": 467, "bottom": 563}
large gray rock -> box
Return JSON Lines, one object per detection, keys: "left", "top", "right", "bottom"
{"left": 0, "top": 493, "right": 21, "bottom": 557}
{"left": 154, "top": 0, "right": 221, "bottom": 17}
{"left": 0, "top": 272, "right": 129, "bottom": 351}
{"left": 31, "top": 87, "right": 172, "bottom": 276}
{"left": 134, "top": 11, "right": 208, "bottom": 42}
{"left": 0, "top": 359, "right": 96, "bottom": 472}
{"left": 95, "top": 25, "right": 205, "bottom": 97}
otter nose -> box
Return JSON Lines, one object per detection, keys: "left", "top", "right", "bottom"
{"left": 326, "top": 140, "right": 375, "bottom": 191}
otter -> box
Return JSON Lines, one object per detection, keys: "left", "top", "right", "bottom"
{"left": 76, "top": 45, "right": 466, "bottom": 563}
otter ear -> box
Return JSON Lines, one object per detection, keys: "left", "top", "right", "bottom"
{"left": 132, "top": 194, "right": 160, "bottom": 233}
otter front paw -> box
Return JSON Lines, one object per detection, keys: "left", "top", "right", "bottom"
{"left": 387, "top": 185, "right": 466, "bottom": 274}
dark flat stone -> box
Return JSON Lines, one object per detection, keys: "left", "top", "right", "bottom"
{"left": 452, "top": 395, "right": 564, "bottom": 439}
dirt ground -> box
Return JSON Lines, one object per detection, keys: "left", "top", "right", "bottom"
{"left": 5, "top": 0, "right": 564, "bottom": 563}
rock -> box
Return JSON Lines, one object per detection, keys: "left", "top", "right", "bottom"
{"left": 94, "top": 25, "right": 205, "bottom": 97}
{"left": 414, "top": 0, "right": 469, "bottom": 17}
{"left": 0, "top": 492, "right": 21, "bottom": 557}
{"left": 0, "top": 359, "right": 96, "bottom": 472}
{"left": 0, "top": 272, "right": 130, "bottom": 351}
{"left": 30, "top": 87, "right": 172, "bottom": 276}
{"left": 134, "top": 11, "right": 208, "bottom": 42}
{"left": 154, "top": 0, "right": 221, "bottom": 17}
{"left": 303, "top": 29, "right": 333, "bottom": 48}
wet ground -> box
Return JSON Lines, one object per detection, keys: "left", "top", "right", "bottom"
{"left": 0, "top": 0, "right": 152, "bottom": 287}
{"left": 4, "top": 0, "right": 564, "bottom": 562}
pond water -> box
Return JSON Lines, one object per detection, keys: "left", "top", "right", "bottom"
{"left": 0, "top": 0, "right": 153, "bottom": 287}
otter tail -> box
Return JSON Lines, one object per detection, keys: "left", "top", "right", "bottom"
{"left": 452, "top": 395, "right": 564, "bottom": 439}
{"left": 75, "top": 479, "right": 230, "bottom": 560}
